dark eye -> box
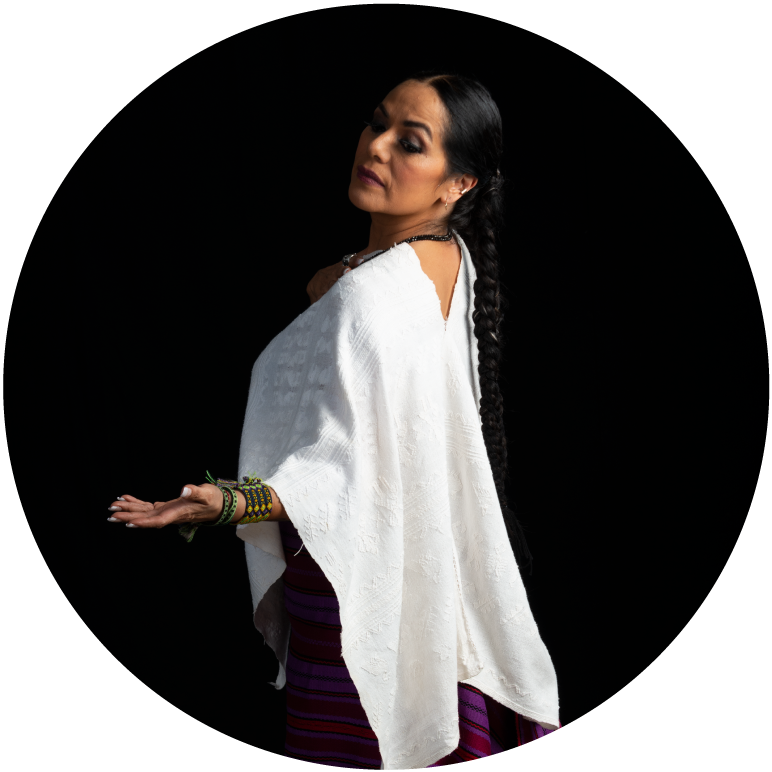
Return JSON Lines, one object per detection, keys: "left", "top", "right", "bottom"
{"left": 365, "top": 121, "right": 421, "bottom": 153}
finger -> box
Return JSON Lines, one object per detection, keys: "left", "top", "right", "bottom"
{"left": 340, "top": 257, "right": 364, "bottom": 277}
{"left": 111, "top": 495, "right": 154, "bottom": 511}
{"left": 123, "top": 512, "right": 176, "bottom": 529}
{"left": 108, "top": 496, "right": 131, "bottom": 512}
{"left": 120, "top": 500, "right": 186, "bottom": 527}
{"left": 108, "top": 498, "right": 153, "bottom": 513}
{"left": 124, "top": 497, "right": 209, "bottom": 529}
{"left": 107, "top": 509, "right": 145, "bottom": 523}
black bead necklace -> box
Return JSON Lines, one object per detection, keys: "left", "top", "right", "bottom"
{"left": 342, "top": 229, "right": 453, "bottom": 267}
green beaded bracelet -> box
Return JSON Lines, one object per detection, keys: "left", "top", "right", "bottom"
{"left": 177, "top": 472, "right": 237, "bottom": 543}
{"left": 177, "top": 471, "right": 273, "bottom": 542}
{"left": 207, "top": 485, "right": 237, "bottom": 527}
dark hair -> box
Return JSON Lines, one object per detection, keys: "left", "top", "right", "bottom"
{"left": 403, "top": 70, "right": 533, "bottom": 574}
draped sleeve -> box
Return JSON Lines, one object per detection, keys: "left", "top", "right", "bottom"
{"left": 235, "top": 239, "right": 559, "bottom": 769}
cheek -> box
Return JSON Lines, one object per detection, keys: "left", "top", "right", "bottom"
{"left": 393, "top": 157, "right": 438, "bottom": 194}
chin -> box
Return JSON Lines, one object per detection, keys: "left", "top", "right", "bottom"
{"left": 348, "top": 182, "right": 379, "bottom": 213}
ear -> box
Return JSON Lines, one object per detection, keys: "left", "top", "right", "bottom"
{"left": 459, "top": 173, "right": 479, "bottom": 193}
{"left": 448, "top": 174, "right": 477, "bottom": 203}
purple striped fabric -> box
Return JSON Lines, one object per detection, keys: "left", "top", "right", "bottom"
{"left": 279, "top": 519, "right": 556, "bottom": 767}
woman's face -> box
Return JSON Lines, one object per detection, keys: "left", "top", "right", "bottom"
{"left": 349, "top": 80, "right": 454, "bottom": 218}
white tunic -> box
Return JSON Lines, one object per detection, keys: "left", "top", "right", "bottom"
{"left": 235, "top": 232, "right": 559, "bottom": 769}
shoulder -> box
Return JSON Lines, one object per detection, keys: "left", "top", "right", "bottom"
{"left": 409, "top": 239, "right": 462, "bottom": 281}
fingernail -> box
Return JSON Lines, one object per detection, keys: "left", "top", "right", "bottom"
{"left": 126, "top": 523, "right": 137, "bottom": 528}
{"left": 343, "top": 267, "right": 351, "bottom": 274}
{"left": 117, "top": 497, "right": 125, "bottom": 501}
{"left": 108, "top": 506, "right": 122, "bottom": 511}
{"left": 107, "top": 517, "right": 119, "bottom": 522}
{"left": 181, "top": 487, "right": 191, "bottom": 498}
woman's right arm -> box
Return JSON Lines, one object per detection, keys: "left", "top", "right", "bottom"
{"left": 107, "top": 484, "right": 289, "bottom": 529}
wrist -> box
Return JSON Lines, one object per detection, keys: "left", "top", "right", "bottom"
{"left": 230, "top": 489, "right": 247, "bottom": 523}
{"left": 201, "top": 483, "right": 226, "bottom": 521}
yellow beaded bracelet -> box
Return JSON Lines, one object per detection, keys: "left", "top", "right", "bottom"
{"left": 235, "top": 475, "right": 273, "bottom": 524}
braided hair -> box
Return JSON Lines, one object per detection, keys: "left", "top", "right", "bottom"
{"left": 403, "top": 70, "right": 533, "bottom": 574}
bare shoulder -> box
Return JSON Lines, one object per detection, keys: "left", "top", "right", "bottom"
{"left": 409, "top": 239, "right": 462, "bottom": 320}
{"left": 409, "top": 239, "right": 462, "bottom": 281}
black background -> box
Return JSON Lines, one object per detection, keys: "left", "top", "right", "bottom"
{"left": 4, "top": 5, "right": 768, "bottom": 760}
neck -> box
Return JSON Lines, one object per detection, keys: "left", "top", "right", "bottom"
{"left": 363, "top": 212, "right": 448, "bottom": 255}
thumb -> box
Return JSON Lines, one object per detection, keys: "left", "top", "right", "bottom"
{"left": 180, "top": 483, "right": 214, "bottom": 503}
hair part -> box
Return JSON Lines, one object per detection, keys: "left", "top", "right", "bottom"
{"left": 403, "top": 70, "right": 533, "bottom": 574}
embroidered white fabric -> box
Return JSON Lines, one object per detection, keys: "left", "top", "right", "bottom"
{"left": 236, "top": 232, "right": 559, "bottom": 769}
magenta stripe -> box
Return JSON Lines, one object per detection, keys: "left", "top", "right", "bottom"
{"left": 277, "top": 518, "right": 558, "bottom": 767}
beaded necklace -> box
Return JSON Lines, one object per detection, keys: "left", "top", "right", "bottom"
{"left": 342, "top": 229, "right": 453, "bottom": 267}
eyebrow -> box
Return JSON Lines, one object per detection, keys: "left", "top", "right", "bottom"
{"left": 377, "top": 102, "right": 433, "bottom": 142}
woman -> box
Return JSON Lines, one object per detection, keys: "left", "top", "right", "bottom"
{"left": 107, "top": 71, "right": 560, "bottom": 768}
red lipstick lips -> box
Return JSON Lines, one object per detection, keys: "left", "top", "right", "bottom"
{"left": 357, "top": 165, "right": 385, "bottom": 187}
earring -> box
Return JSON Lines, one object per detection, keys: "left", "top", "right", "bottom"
{"left": 445, "top": 198, "right": 448, "bottom": 211}
{"left": 461, "top": 188, "right": 468, "bottom": 194}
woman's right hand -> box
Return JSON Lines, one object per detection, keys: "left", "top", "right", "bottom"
{"left": 306, "top": 255, "right": 364, "bottom": 304}
{"left": 107, "top": 484, "right": 223, "bottom": 529}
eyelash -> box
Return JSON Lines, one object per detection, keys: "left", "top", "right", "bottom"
{"left": 363, "top": 120, "right": 422, "bottom": 154}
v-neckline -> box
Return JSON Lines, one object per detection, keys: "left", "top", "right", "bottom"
{"left": 358, "top": 237, "right": 464, "bottom": 328}
{"left": 405, "top": 241, "right": 462, "bottom": 328}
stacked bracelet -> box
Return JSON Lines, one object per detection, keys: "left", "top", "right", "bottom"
{"left": 177, "top": 471, "right": 274, "bottom": 543}
{"left": 236, "top": 477, "right": 273, "bottom": 524}
{"left": 207, "top": 485, "right": 238, "bottom": 527}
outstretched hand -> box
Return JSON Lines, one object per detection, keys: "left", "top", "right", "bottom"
{"left": 107, "top": 484, "right": 223, "bottom": 529}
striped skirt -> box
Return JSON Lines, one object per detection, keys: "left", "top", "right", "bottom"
{"left": 279, "top": 520, "right": 555, "bottom": 768}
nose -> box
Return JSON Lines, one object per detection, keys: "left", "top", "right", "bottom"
{"left": 367, "top": 131, "right": 388, "bottom": 158}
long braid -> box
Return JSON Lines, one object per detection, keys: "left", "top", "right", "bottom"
{"left": 409, "top": 70, "right": 534, "bottom": 574}
{"left": 450, "top": 173, "right": 533, "bottom": 574}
